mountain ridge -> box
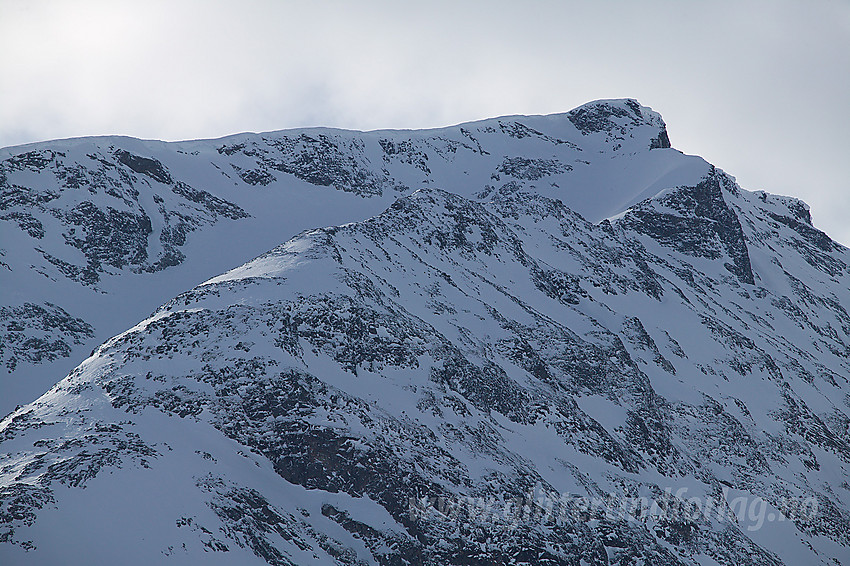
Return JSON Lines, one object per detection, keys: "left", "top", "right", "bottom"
{"left": 0, "top": 97, "right": 667, "bottom": 152}
{"left": 1, "top": 99, "right": 849, "bottom": 565}
{"left": 0, "top": 98, "right": 694, "bottom": 415}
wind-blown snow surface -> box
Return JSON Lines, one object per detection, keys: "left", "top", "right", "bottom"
{"left": 2, "top": 100, "right": 849, "bottom": 565}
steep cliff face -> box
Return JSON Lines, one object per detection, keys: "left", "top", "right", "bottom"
{"left": 1, "top": 100, "right": 848, "bottom": 565}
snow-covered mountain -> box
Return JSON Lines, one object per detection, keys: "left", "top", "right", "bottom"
{"left": 0, "top": 99, "right": 700, "bottom": 417}
{"left": 1, "top": 100, "right": 848, "bottom": 565}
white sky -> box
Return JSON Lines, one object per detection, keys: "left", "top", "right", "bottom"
{"left": 2, "top": 0, "right": 848, "bottom": 244}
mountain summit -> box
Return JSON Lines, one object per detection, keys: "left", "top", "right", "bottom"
{"left": 1, "top": 100, "right": 849, "bottom": 565}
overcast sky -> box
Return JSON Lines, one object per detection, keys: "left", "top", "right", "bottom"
{"left": 2, "top": 0, "right": 848, "bottom": 244}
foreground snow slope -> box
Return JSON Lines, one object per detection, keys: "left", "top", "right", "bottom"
{"left": 2, "top": 100, "right": 849, "bottom": 565}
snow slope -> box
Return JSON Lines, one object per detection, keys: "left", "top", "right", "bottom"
{"left": 1, "top": 99, "right": 848, "bottom": 565}
{"left": 0, "top": 98, "right": 704, "bottom": 416}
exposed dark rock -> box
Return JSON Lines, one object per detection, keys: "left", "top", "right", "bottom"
{"left": 497, "top": 157, "right": 571, "bottom": 180}
{"left": 115, "top": 149, "right": 173, "bottom": 184}
{"left": 0, "top": 302, "right": 94, "bottom": 372}
{"left": 623, "top": 168, "right": 755, "bottom": 284}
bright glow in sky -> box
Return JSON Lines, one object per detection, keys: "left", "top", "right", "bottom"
{"left": 2, "top": 0, "right": 848, "bottom": 243}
